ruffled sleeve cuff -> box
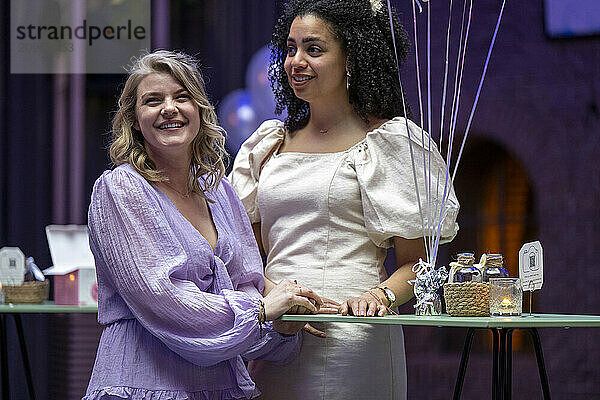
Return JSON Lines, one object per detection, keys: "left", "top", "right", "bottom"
{"left": 243, "top": 322, "right": 302, "bottom": 365}
{"left": 229, "top": 120, "right": 285, "bottom": 223}
{"left": 221, "top": 289, "right": 302, "bottom": 365}
{"left": 352, "top": 117, "right": 460, "bottom": 248}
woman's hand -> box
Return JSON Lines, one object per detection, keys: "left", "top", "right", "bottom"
{"left": 339, "top": 290, "right": 388, "bottom": 317}
{"left": 286, "top": 295, "right": 340, "bottom": 315}
{"left": 262, "top": 279, "right": 322, "bottom": 321}
{"left": 296, "top": 296, "right": 342, "bottom": 338}
{"left": 317, "top": 296, "right": 341, "bottom": 314}
{"left": 278, "top": 296, "right": 340, "bottom": 338}
{"left": 264, "top": 280, "right": 322, "bottom": 336}
{"left": 285, "top": 298, "right": 317, "bottom": 315}
{"left": 272, "top": 319, "right": 308, "bottom": 336}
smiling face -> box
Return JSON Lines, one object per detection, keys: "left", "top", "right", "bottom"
{"left": 134, "top": 72, "right": 201, "bottom": 159}
{"left": 284, "top": 15, "right": 348, "bottom": 105}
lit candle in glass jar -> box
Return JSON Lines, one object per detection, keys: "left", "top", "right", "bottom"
{"left": 501, "top": 298, "right": 512, "bottom": 308}
{"left": 490, "top": 278, "right": 522, "bottom": 316}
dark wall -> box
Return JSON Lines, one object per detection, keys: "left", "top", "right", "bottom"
{"left": 170, "top": 0, "right": 284, "bottom": 106}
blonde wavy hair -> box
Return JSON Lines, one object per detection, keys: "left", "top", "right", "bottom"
{"left": 110, "top": 50, "right": 227, "bottom": 199}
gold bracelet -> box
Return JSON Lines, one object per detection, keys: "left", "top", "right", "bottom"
{"left": 367, "top": 289, "right": 385, "bottom": 305}
{"left": 370, "top": 286, "right": 392, "bottom": 307}
{"left": 257, "top": 299, "right": 266, "bottom": 338}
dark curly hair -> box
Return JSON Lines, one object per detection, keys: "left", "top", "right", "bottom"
{"left": 270, "top": 0, "right": 411, "bottom": 132}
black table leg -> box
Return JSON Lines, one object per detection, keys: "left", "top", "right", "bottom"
{"left": 12, "top": 315, "right": 35, "bottom": 400}
{"left": 0, "top": 315, "right": 8, "bottom": 400}
{"left": 505, "top": 329, "right": 514, "bottom": 400}
{"left": 453, "top": 328, "right": 476, "bottom": 400}
{"left": 526, "top": 328, "right": 551, "bottom": 399}
{"left": 498, "top": 329, "right": 509, "bottom": 400}
{"left": 491, "top": 329, "right": 500, "bottom": 400}
{"left": 456, "top": 326, "right": 552, "bottom": 400}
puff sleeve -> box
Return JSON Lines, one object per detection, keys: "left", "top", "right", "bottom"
{"left": 353, "top": 117, "right": 460, "bottom": 248}
{"left": 228, "top": 120, "right": 285, "bottom": 223}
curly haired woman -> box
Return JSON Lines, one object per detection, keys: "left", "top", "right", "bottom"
{"left": 230, "top": 0, "right": 460, "bottom": 398}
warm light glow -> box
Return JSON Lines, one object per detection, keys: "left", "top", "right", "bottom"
{"left": 501, "top": 298, "right": 512, "bottom": 308}
{"left": 69, "top": 273, "right": 75, "bottom": 281}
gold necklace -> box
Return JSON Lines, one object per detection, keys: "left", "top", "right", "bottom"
{"left": 315, "top": 119, "right": 345, "bottom": 135}
{"left": 162, "top": 180, "right": 191, "bottom": 198}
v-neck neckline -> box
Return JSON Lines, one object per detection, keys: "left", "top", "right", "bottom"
{"left": 201, "top": 199, "right": 220, "bottom": 251}
{"left": 154, "top": 183, "right": 221, "bottom": 253}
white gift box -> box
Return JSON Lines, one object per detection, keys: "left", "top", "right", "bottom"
{"left": 43, "top": 225, "right": 98, "bottom": 306}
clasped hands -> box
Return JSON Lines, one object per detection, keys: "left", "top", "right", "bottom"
{"left": 266, "top": 279, "right": 391, "bottom": 337}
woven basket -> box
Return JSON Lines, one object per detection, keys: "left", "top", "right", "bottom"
{"left": 3, "top": 280, "right": 50, "bottom": 304}
{"left": 444, "top": 282, "right": 490, "bottom": 316}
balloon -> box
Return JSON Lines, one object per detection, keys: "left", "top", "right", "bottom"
{"left": 218, "top": 89, "right": 262, "bottom": 154}
{"left": 245, "top": 45, "right": 276, "bottom": 118}
{"left": 219, "top": 44, "right": 291, "bottom": 155}
{"left": 245, "top": 45, "right": 288, "bottom": 122}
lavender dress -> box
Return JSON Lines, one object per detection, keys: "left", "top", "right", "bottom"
{"left": 83, "top": 164, "right": 300, "bottom": 400}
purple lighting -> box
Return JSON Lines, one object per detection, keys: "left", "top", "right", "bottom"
{"left": 545, "top": 0, "right": 600, "bottom": 37}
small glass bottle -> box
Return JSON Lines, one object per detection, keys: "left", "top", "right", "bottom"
{"left": 481, "top": 253, "right": 509, "bottom": 282}
{"left": 451, "top": 252, "right": 482, "bottom": 283}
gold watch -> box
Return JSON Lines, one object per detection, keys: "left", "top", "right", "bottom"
{"left": 373, "top": 286, "right": 396, "bottom": 307}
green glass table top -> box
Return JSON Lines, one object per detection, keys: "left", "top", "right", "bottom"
{"left": 0, "top": 301, "right": 98, "bottom": 313}
{"left": 2, "top": 303, "right": 598, "bottom": 328}
{"left": 279, "top": 313, "right": 600, "bottom": 328}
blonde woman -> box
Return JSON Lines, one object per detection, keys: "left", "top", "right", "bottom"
{"left": 84, "top": 50, "right": 322, "bottom": 400}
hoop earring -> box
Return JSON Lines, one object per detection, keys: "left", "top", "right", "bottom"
{"left": 346, "top": 70, "right": 351, "bottom": 91}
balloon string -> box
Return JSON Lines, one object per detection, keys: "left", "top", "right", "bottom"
{"left": 429, "top": 0, "right": 472, "bottom": 266}
{"left": 439, "top": 0, "right": 454, "bottom": 151}
{"left": 411, "top": 0, "right": 433, "bottom": 259}
{"left": 414, "top": 0, "right": 423, "bottom": 14}
{"left": 410, "top": 0, "right": 431, "bottom": 257}
{"left": 452, "top": 0, "right": 506, "bottom": 181}
{"left": 386, "top": 0, "right": 504, "bottom": 266}
{"left": 387, "top": 0, "right": 429, "bottom": 262}
{"left": 447, "top": 0, "right": 472, "bottom": 170}
{"left": 433, "top": 0, "right": 454, "bottom": 260}
{"left": 426, "top": 2, "right": 431, "bottom": 138}
{"left": 445, "top": 0, "right": 469, "bottom": 169}
{"left": 431, "top": 0, "right": 473, "bottom": 266}
{"left": 426, "top": 2, "right": 433, "bottom": 259}
{"left": 411, "top": 0, "right": 424, "bottom": 131}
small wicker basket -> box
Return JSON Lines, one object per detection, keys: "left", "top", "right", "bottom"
{"left": 444, "top": 282, "right": 490, "bottom": 316}
{"left": 3, "top": 280, "right": 50, "bottom": 304}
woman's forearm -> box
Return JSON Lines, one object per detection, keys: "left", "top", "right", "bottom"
{"left": 378, "top": 262, "right": 416, "bottom": 307}
{"left": 377, "top": 236, "right": 425, "bottom": 307}
{"left": 264, "top": 276, "right": 277, "bottom": 296}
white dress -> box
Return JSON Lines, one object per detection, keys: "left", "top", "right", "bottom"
{"left": 230, "top": 117, "right": 459, "bottom": 400}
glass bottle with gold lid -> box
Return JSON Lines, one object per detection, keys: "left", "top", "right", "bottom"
{"left": 449, "top": 252, "right": 482, "bottom": 283}
{"left": 480, "top": 253, "right": 509, "bottom": 282}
